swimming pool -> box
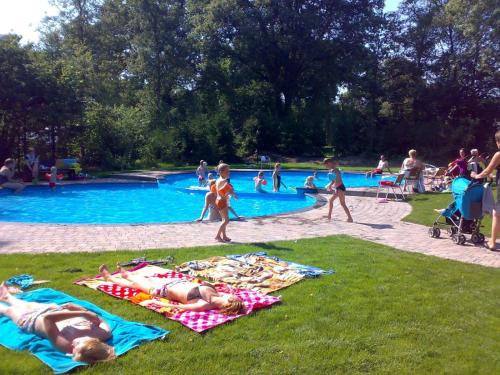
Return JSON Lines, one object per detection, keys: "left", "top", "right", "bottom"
{"left": 0, "top": 171, "right": 385, "bottom": 224}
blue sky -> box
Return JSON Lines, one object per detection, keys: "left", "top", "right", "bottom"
{"left": 0, "top": 0, "right": 403, "bottom": 43}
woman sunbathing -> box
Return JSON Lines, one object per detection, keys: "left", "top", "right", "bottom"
{"left": 99, "top": 265, "right": 245, "bottom": 315}
{"left": 0, "top": 283, "right": 115, "bottom": 363}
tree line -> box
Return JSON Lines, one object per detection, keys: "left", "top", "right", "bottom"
{"left": 0, "top": 0, "right": 498, "bottom": 168}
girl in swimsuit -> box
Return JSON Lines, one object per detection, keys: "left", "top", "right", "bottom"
{"left": 470, "top": 130, "right": 500, "bottom": 251}
{"left": 215, "top": 163, "right": 238, "bottom": 242}
{"left": 0, "top": 283, "right": 115, "bottom": 363}
{"left": 98, "top": 265, "right": 245, "bottom": 315}
{"left": 272, "top": 163, "right": 281, "bottom": 192}
{"left": 323, "top": 158, "right": 353, "bottom": 222}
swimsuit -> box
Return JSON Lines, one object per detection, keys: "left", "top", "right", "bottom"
{"left": 17, "top": 304, "right": 62, "bottom": 333}
{"left": 328, "top": 171, "right": 346, "bottom": 191}
{"left": 215, "top": 181, "right": 232, "bottom": 210}
{"left": 152, "top": 280, "right": 216, "bottom": 302}
{"left": 0, "top": 174, "right": 7, "bottom": 184}
{"left": 186, "top": 284, "right": 216, "bottom": 301}
{"left": 335, "top": 184, "right": 346, "bottom": 192}
{"left": 152, "top": 279, "right": 185, "bottom": 298}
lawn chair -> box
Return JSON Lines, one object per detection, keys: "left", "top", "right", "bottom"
{"left": 376, "top": 173, "right": 406, "bottom": 201}
{"left": 426, "top": 167, "right": 447, "bottom": 190}
{"left": 403, "top": 167, "right": 422, "bottom": 192}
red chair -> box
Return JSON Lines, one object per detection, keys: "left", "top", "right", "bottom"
{"left": 376, "top": 173, "right": 406, "bottom": 201}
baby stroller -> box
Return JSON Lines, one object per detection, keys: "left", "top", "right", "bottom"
{"left": 428, "top": 177, "right": 486, "bottom": 245}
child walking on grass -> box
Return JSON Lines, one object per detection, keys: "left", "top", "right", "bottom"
{"left": 215, "top": 163, "right": 238, "bottom": 242}
{"left": 323, "top": 158, "right": 353, "bottom": 222}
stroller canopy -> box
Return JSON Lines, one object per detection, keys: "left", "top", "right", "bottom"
{"left": 451, "top": 177, "right": 484, "bottom": 220}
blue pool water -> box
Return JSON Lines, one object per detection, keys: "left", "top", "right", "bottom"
{"left": 0, "top": 171, "right": 386, "bottom": 224}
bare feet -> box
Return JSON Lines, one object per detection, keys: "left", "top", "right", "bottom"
{"left": 98, "top": 264, "right": 111, "bottom": 280}
{"left": 0, "top": 282, "right": 9, "bottom": 300}
{"left": 116, "top": 264, "right": 129, "bottom": 279}
{"left": 486, "top": 242, "right": 497, "bottom": 251}
{"left": 223, "top": 237, "right": 232, "bottom": 242}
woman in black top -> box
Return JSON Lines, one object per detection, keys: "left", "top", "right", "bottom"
{"left": 471, "top": 130, "right": 500, "bottom": 251}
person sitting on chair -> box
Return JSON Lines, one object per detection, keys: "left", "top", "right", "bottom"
{"left": 366, "top": 155, "right": 391, "bottom": 177}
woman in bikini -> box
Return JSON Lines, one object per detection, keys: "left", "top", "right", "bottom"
{"left": 215, "top": 163, "right": 238, "bottom": 242}
{"left": 0, "top": 283, "right": 115, "bottom": 363}
{"left": 323, "top": 158, "right": 353, "bottom": 222}
{"left": 470, "top": 130, "right": 500, "bottom": 251}
{"left": 98, "top": 265, "right": 245, "bottom": 315}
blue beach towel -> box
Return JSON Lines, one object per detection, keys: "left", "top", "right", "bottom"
{"left": 0, "top": 288, "right": 169, "bottom": 374}
{"left": 225, "top": 251, "right": 334, "bottom": 277}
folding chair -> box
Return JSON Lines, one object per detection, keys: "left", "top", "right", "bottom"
{"left": 403, "top": 167, "right": 422, "bottom": 192}
{"left": 376, "top": 173, "right": 406, "bottom": 200}
{"left": 425, "top": 167, "right": 447, "bottom": 189}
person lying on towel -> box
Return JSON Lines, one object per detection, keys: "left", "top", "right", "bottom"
{"left": 99, "top": 264, "right": 245, "bottom": 315}
{"left": 0, "top": 283, "right": 115, "bottom": 363}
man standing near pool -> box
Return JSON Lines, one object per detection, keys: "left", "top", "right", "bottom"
{"left": 323, "top": 158, "right": 353, "bottom": 223}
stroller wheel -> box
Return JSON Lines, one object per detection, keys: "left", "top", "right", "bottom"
{"left": 458, "top": 234, "right": 466, "bottom": 245}
{"left": 478, "top": 233, "right": 485, "bottom": 243}
{"left": 428, "top": 227, "right": 441, "bottom": 238}
{"left": 447, "top": 227, "right": 457, "bottom": 236}
{"left": 471, "top": 233, "right": 482, "bottom": 244}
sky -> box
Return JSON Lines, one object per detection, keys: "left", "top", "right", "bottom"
{"left": 0, "top": 0, "right": 403, "bottom": 44}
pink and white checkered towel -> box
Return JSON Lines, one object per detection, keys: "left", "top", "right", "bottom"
{"left": 75, "top": 263, "right": 281, "bottom": 333}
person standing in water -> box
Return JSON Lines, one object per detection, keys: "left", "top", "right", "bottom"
{"left": 196, "top": 160, "right": 207, "bottom": 186}
{"left": 272, "top": 163, "right": 282, "bottom": 192}
{"left": 324, "top": 158, "right": 353, "bottom": 223}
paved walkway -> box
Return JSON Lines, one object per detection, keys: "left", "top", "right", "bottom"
{"left": 1, "top": 191, "right": 499, "bottom": 268}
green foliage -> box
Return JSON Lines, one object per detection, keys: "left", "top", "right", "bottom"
{"left": 1, "top": 0, "right": 498, "bottom": 168}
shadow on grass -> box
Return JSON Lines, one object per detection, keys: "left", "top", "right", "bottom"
{"left": 249, "top": 242, "right": 294, "bottom": 252}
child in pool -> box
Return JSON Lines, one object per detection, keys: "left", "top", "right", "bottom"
{"left": 272, "top": 163, "right": 281, "bottom": 192}
{"left": 0, "top": 283, "right": 115, "bottom": 363}
{"left": 253, "top": 171, "right": 267, "bottom": 193}
{"left": 196, "top": 160, "right": 207, "bottom": 186}
{"left": 48, "top": 166, "right": 58, "bottom": 190}
{"left": 323, "top": 158, "right": 353, "bottom": 222}
{"left": 196, "top": 178, "right": 217, "bottom": 222}
{"left": 304, "top": 176, "right": 317, "bottom": 189}
{"left": 215, "top": 163, "right": 238, "bottom": 242}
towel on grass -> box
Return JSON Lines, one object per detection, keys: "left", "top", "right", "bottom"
{"left": 226, "top": 252, "right": 334, "bottom": 278}
{"left": 176, "top": 252, "right": 333, "bottom": 294}
{"left": 75, "top": 264, "right": 280, "bottom": 333}
{"left": 0, "top": 288, "right": 168, "bottom": 374}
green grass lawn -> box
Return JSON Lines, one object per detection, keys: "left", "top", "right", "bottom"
{"left": 405, "top": 192, "right": 494, "bottom": 236}
{"left": 0, "top": 236, "right": 499, "bottom": 374}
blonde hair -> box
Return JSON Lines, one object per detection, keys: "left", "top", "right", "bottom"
{"left": 220, "top": 296, "right": 245, "bottom": 315}
{"left": 73, "top": 338, "right": 116, "bottom": 364}
{"left": 408, "top": 149, "right": 417, "bottom": 157}
{"left": 217, "top": 163, "right": 229, "bottom": 173}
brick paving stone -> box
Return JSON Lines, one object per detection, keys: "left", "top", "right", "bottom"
{"left": 0, "top": 192, "right": 499, "bottom": 268}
